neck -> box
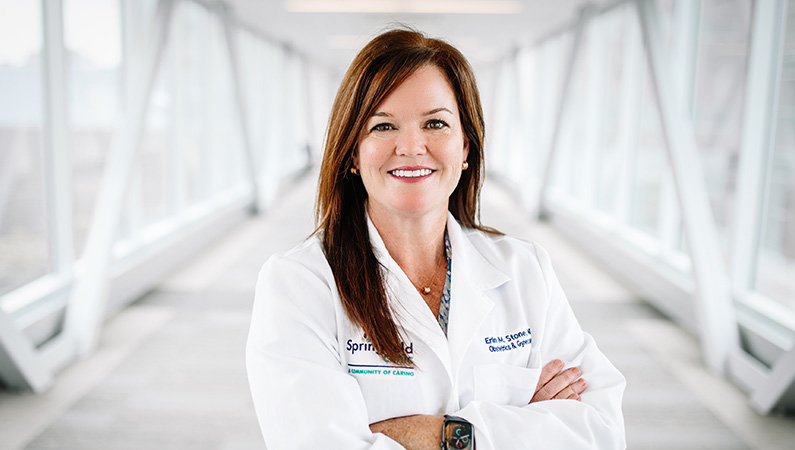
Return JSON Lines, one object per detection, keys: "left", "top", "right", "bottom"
{"left": 368, "top": 204, "right": 448, "bottom": 283}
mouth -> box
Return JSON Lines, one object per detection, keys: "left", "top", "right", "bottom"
{"left": 388, "top": 168, "right": 435, "bottom": 178}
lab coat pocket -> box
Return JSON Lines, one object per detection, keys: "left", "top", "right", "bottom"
{"left": 473, "top": 364, "right": 540, "bottom": 406}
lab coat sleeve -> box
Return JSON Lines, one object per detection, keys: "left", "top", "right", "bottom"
{"left": 455, "top": 242, "right": 626, "bottom": 449}
{"left": 246, "top": 254, "right": 405, "bottom": 450}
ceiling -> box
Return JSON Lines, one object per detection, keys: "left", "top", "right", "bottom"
{"left": 225, "top": 0, "right": 600, "bottom": 74}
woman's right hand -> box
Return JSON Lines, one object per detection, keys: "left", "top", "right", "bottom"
{"left": 530, "top": 359, "right": 587, "bottom": 403}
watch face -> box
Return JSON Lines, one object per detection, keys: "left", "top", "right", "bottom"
{"left": 444, "top": 422, "right": 472, "bottom": 449}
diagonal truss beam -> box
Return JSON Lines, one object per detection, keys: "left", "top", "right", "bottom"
{"left": 64, "top": 0, "right": 178, "bottom": 356}
{"left": 635, "top": 0, "right": 738, "bottom": 373}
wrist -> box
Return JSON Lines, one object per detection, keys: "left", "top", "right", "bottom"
{"left": 441, "top": 415, "right": 475, "bottom": 450}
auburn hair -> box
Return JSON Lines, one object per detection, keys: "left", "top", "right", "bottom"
{"left": 315, "top": 28, "right": 496, "bottom": 366}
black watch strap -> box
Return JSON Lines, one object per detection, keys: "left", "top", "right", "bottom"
{"left": 441, "top": 415, "right": 475, "bottom": 450}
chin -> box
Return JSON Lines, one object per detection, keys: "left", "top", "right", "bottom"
{"left": 390, "top": 199, "right": 445, "bottom": 218}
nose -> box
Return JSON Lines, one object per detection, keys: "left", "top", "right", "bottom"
{"left": 395, "top": 127, "right": 427, "bottom": 156}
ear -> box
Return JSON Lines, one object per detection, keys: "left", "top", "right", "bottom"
{"left": 352, "top": 149, "right": 359, "bottom": 169}
{"left": 462, "top": 136, "right": 470, "bottom": 162}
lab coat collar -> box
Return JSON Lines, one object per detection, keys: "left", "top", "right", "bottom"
{"left": 365, "top": 211, "right": 510, "bottom": 380}
{"left": 444, "top": 213, "right": 509, "bottom": 376}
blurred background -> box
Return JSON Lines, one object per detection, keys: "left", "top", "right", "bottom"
{"left": 0, "top": 0, "right": 794, "bottom": 449}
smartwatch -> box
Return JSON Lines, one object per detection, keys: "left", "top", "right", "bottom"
{"left": 441, "top": 415, "right": 475, "bottom": 450}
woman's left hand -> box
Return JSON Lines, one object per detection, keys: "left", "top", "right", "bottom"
{"left": 530, "top": 359, "right": 587, "bottom": 403}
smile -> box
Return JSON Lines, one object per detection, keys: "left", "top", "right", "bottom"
{"left": 389, "top": 169, "right": 434, "bottom": 178}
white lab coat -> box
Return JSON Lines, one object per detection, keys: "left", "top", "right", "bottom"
{"left": 246, "top": 212, "right": 626, "bottom": 449}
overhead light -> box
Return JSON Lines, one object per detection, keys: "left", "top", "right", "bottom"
{"left": 285, "top": 0, "right": 523, "bottom": 14}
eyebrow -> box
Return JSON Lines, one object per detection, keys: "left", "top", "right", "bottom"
{"left": 424, "top": 107, "right": 454, "bottom": 116}
{"left": 370, "top": 107, "right": 454, "bottom": 118}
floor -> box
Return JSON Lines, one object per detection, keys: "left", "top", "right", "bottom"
{"left": 1, "top": 172, "right": 793, "bottom": 449}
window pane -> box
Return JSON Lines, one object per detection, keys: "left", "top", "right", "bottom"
{"left": 629, "top": 63, "right": 666, "bottom": 237}
{"left": 64, "top": 0, "right": 122, "bottom": 255}
{"left": 0, "top": 0, "right": 50, "bottom": 296}
{"left": 209, "top": 14, "right": 245, "bottom": 193}
{"left": 693, "top": 0, "right": 752, "bottom": 262}
{"left": 137, "top": 55, "right": 173, "bottom": 226}
{"left": 756, "top": 2, "right": 795, "bottom": 307}
{"left": 174, "top": 1, "right": 211, "bottom": 206}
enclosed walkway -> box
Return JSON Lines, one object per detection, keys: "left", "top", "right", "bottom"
{"left": 2, "top": 0, "right": 795, "bottom": 448}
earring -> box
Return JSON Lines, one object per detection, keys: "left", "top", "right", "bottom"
{"left": 350, "top": 167, "right": 359, "bottom": 175}
{"left": 462, "top": 161, "right": 469, "bottom": 171}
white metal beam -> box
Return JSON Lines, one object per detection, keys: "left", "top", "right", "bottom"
{"left": 537, "top": 4, "right": 594, "bottom": 219}
{"left": 731, "top": 0, "right": 785, "bottom": 296}
{"left": 42, "top": 0, "right": 73, "bottom": 275}
{"left": 64, "top": 0, "right": 178, "bottom": 356}
{"left": 635, "top": 0, "right": 738, "bottom": 373}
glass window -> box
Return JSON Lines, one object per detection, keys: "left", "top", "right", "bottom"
{"left": 629, "top": 65, "right": 666, "bottom": 238}
{"left": 596, "top": 5, "right": 637, "bottom": 219}
{"left": 64, "top": 0, "right": 122, "bottom": 255}
{"left": 173, "top": 0, "right": 211, "bottom": 206}
{"left": 136, "top": 44, "right": 173, "bottom": 227}
{"left": 756, "top": 1, "right": 795, "bottom": 308}
{"left": 693, "top": 0, "right": 752, "bottom": 261}
{"left": 0, "top": 0, "right": 50, "bottom": 296}
{"left": 209, "top": 14, "right": 246, "bottom": 194}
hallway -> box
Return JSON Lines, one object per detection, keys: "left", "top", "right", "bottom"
{"left": 2, "top": 172, "right": 792, "bottom": 450}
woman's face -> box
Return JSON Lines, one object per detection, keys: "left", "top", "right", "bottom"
{"left": 354, "top": 65, "right": 469, "bottom": 222}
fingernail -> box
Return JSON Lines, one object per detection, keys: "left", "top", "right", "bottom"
{"left": 573, "top": 368, "right": 581, "bottom": 377}
{"left": 553, "top": 359, "right": 563, "bottom": 369}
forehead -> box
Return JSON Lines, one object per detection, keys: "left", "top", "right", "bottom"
{"left": 374, "top": 65, "right": 458, "bottom": 113}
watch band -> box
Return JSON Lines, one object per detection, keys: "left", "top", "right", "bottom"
{"left": 441, "top": 415, "right": 475, "bottom": 450}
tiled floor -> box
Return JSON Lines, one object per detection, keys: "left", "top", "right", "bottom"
{"left": 2, "top": 172, "right": 793, "bottom": 449}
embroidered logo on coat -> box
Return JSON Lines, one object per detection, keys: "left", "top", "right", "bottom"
{"left": 345, "top": 333, "right": 415, "bottom": 376}
{"left": 483, "top": 327, "right": 532, "bottom": 352}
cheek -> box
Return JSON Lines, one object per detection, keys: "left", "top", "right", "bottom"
{"left": 357, "top": 141, "right": 389, "bottom": 168}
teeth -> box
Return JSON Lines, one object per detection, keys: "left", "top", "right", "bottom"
{"left": 391, "top": 169, "right": 432, "bottom": 178}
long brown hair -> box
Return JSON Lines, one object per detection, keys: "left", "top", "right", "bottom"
{"left": 316, "top": 28, "right": 495, "bottom": 366}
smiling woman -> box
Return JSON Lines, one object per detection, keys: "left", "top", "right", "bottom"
{"left": 246, "top": 28, "right": 626, "bottom": 450}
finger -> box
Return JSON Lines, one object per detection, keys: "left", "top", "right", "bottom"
{"left": 553, "top": 378, "right": 588, "bottom": 400}
{"left": 535, "top": 359, "right": 564, "bottom": 391}
{"left": 534, "top": 367, "right": 581, "bottom": 402}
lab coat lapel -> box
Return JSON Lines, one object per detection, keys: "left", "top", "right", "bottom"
{"left": 445, "top": 213, "right": 510, "bottom": 374}
{"left": 366, "top": 215, "right": 453, "bottom": 376}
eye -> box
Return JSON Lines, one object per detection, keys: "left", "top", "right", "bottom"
{"left": 425, "top": 119, "right": 448, "bottom": 130}
{"left": 370, "top": 122, "right": 396, "bottom": 132}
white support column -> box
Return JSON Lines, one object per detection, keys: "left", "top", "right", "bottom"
{"left": 537, "top": 5, "right": 594, "bottom": 219}
{"left": 732, "top": 0, "right": 785, "bottom": 294}
{"left": 635, "top": 0, "right": 738, "bottom": 373}
{"left": 64, "top": 0, "right": 177, "bottom": 356}
{"left": 218, "top": 4, "right": 261, "bottom": 214}
{"left": 42, "top": 0, "right": 73, "bottom": 276}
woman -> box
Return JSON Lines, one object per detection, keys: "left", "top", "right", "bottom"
{"left": 246, "top": 29, "right": 626, "bottom": 449}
